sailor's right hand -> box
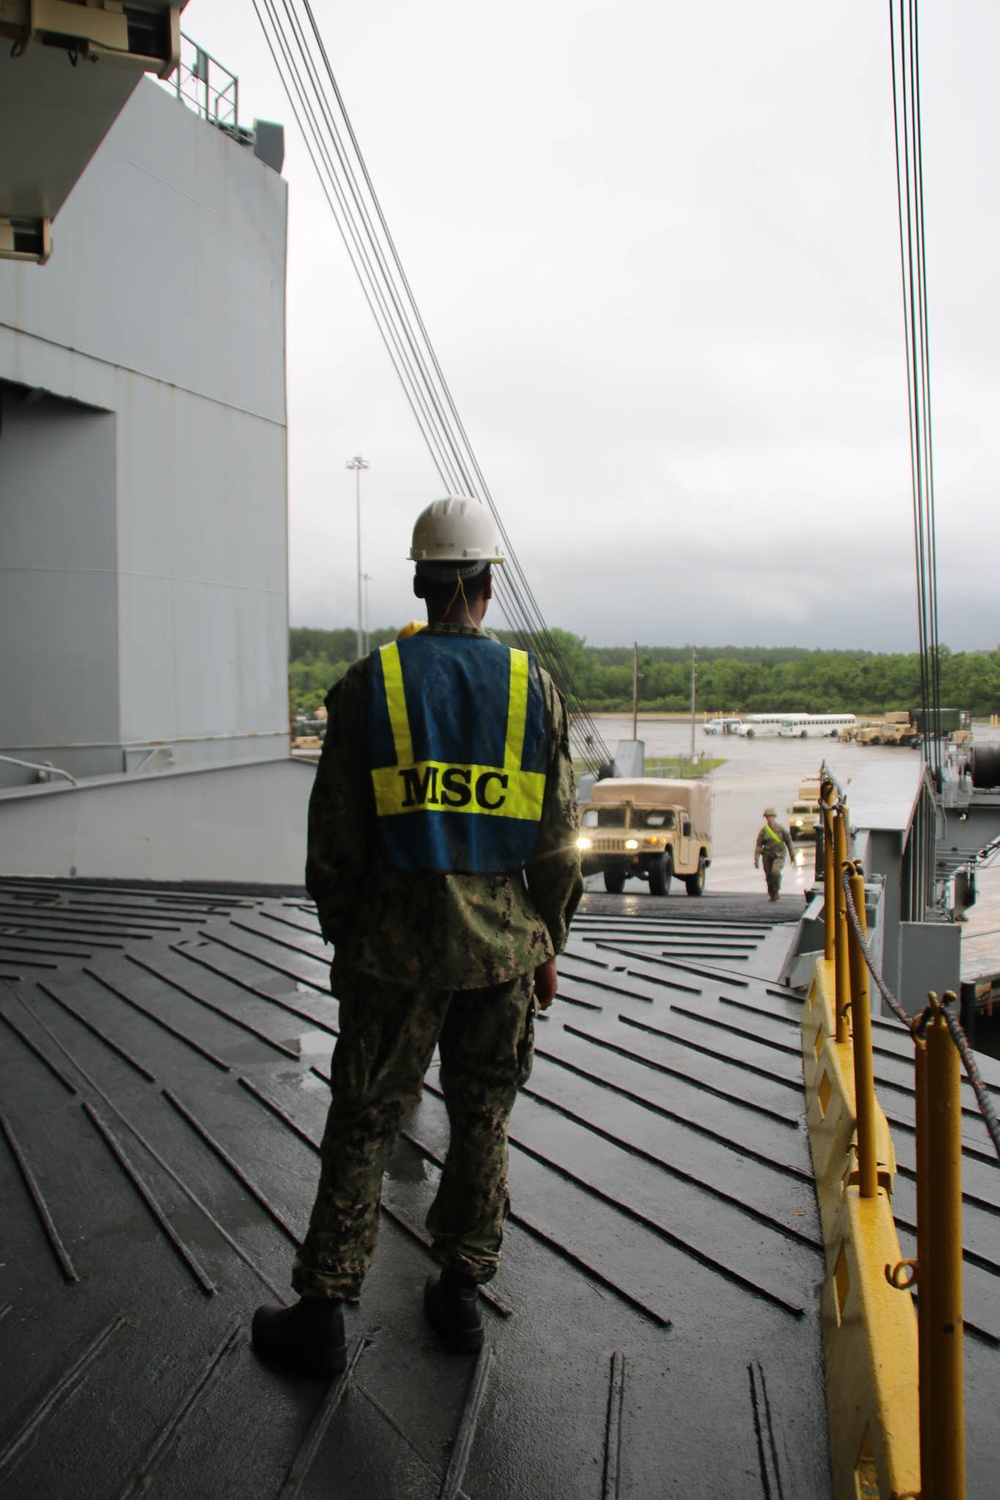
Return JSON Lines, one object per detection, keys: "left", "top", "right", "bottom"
{"left": 533, "top": 956, "right": 559, "bottom": 1010}
{"left": 329, "top": 948, "right": 347, "bottom": 997}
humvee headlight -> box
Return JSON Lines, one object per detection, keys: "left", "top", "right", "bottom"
{"left": 577, "top": 836, "right": 592, "bottom": 850}
{"left": 625, "top": 838, "right": 639, "bottom": 850}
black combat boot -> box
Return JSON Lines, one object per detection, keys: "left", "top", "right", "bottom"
{"left": 252, "top": 1297, "right": 346, "bottom": 1378}
{"left": 423, "top": 1269, "right": 484, "bottom": 1353}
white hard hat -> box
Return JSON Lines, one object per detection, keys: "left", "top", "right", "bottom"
{"left": 409, "top": 497, "right": 505, "bottom": 566}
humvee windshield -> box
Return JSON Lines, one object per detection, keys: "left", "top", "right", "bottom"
{"left": 635, "top": 809, "right": 675, "bottom": 829}
{"left": 581, "top": 806, "right": 675, "bottom": 830}
{"left": 595, "top": 807, "right": 628, "bottom": 828}
{"left": 581, "top": 807, "right": 627, "bottom": 828}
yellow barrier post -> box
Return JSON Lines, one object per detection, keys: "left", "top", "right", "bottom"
{"left": 923, "top": 994, "right": 966, "bottom": 1500}
{"left": 833, "top": 806, "right": 850, "bottom": 1044}
{"left": 821, "top": 781, "right": 836, "bottom": 964}
{"left": 801, "top": 953, "right": 920, "bottom": 1499}
{"left": 846, "top": 863, "right": 877, "bottom": 1199}
{"left": 914, "top": 1030, "right": 933, "bottom": 1495}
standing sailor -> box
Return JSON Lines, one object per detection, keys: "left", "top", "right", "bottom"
{"left": 252, "top": 497, "right": 583, "bottom": 1377}
{"left": 754, "top": 806, "right": 795, "bottom": 901}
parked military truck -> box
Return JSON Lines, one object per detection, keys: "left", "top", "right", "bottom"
{"left": 912, "top": 706, "right": 964, "bottom": 737}
{"left": 839, "top": 711, "right": 919, "bottom": 746}
{"left": 577, "top": 778, "right": 712, "bottom": 896}
{"left": 852, "top": 718, "right": 919, "bottom": 747}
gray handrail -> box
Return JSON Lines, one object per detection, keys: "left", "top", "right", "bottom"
{"left": 0, "top": 754, "right": 78, "bottom": 787}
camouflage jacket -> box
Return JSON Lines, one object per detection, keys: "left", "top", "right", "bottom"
{"left": 305, "top": 624, "right": 583, "bottom": 988}
{"left": 754, "top": 822, "right": 795, "bottom": 861}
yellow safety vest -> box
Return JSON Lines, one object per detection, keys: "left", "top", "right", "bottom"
{"left": 368, "top": 634, "right": 547, "bottom": 872}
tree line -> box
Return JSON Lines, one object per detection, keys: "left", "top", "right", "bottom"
{"left": 289, "top": 627, "right": 1000, "bottom": 719}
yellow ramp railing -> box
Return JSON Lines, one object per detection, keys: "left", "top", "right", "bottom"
{"left": 802, "top": 776, "right": 999, "bottom": 1500}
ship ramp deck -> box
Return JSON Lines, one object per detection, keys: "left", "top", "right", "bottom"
{"left": 0, "top": 880, "right": 996, "bottom": 1496}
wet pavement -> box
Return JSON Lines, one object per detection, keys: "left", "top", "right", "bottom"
{"left": 586, "top": 715, "right": 1000, "bottom": 980}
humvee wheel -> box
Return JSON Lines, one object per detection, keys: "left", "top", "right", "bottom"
{"left": 603, "top": 869, "right": 626, "bottom": 894}
{"left": 649, "top": 853, "right": 672, "bottom": 897}
{"left": 685, "top": 857, "right": 707, "bottom": 896}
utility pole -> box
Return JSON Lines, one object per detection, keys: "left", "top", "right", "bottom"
{"left": 690, "top": 646, "right": 697, "bottom": 761}
{"left": 346, "top": 455, "right": 369, "bottom": 659}
{"left": 632, "top": 643, "right": 639, "bottom": 740}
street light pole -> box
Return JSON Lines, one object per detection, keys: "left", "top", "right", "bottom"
{"left": 345, "top": 455, "right": 369, "bottom": 659}
{"left": 361, "top": 572, "right": 372, "bottom": 655}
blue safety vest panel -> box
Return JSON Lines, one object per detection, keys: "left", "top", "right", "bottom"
{"left": 368, "top": 632, "right": 548, "bottom": 873}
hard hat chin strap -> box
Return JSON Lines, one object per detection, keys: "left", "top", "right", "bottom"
{"left": 443, "top": 570, "right": 475, "bottom": 627}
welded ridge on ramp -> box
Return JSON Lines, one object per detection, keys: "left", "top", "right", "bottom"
{"left": 0, "top": 877, "right": 830, "bottom": 1498}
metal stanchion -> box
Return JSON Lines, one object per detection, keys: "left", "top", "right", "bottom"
{"left": 846, "top": 863, "right": 877, "bottom": 1198}
{"left": 821, "top": 782, "right": 836, "bottom": 965}
{"left": 833, "top": 807, "right": 850, "bottom": 1044}
{"left": 914, "top": 1032, "right": 934, "bottom": 1496}
{"left": 923, "top": 994, "right": 965, "bottom": 1499}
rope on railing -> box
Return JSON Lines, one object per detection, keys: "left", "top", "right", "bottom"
{"left": 939, "top": 1005, "right": 1000, "bottom": 1157}
{"left": 838, "top": 863, "right": 911, "bottom": 1028}
{"left": 840, "top": 865, "right": 999, "bottom": 1160}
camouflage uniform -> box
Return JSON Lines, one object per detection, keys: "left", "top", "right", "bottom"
{"left": 294, "top": 623, "right": 582, "bottom": 1298}
{"left": 754, "top": 821, "right": 795, "bottom": 898}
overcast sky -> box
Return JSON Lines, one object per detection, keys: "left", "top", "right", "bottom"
{"left": 183, "top": 1, "right": 1000, "bottom": 652}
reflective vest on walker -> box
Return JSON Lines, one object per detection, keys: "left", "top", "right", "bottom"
{"left": 368, "top": 633, "right": 548, "bottom": 873}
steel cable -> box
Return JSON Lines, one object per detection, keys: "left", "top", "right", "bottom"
{"left": 253, "top": 0, "right": 613, "bottom": 772}
{"left": 298, "top": 4, "right": 575, "bottom": 629}
{"left": 841, "top": 867, "right": 1000, "bottom": 1159}
{"left": 252, "top": 0, "right": 471, "bottom": 497}
{"left": 258, "top": 0, "right": 574, "bottom": 709}
{"left": 253, "top": 1, "right": 570, "bottom": 665}
{"left": 296, "top": 0, "right": 609, "bottom": 734}
{"left": 889, "top": 0, "right": 943, "bottom": 787}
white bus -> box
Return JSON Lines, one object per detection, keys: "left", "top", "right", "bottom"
{"left": 779, "top": 714, "right": 856, "bottom": 739}
{"left": 737, "top": 713, "right": 855, "bottom": 739}
{"left": 735, "top": 714, "right": 807, "bottom": 738}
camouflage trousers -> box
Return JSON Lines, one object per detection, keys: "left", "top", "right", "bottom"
{"left": 292, "top": 966, "right": 536, "bottom": 1301}
{"left": 762, "top": 850, "right": 786, "bottom": 898}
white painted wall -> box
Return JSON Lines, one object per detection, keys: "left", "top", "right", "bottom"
{"left": 0, "top": 758, "right": 316, "bottom": 885}
{"left": 0, "top": 79, "right": 289, "bottom": 784}
{"left": 0, "top": 83, "right": 286, "bottom": 419}
{"left": 0, "top": 394, "right": 119, "bottom": 766}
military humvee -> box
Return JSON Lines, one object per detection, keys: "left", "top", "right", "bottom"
{"left": 577, "top": 778, "right": 713, "bottom": 896}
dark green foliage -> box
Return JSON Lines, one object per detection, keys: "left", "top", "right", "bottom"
{"left": 289, "top": 627, "right": 397, "bottom": 715}
{"left": 288, "top": 628, "right": 1000, "bottom": 718}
